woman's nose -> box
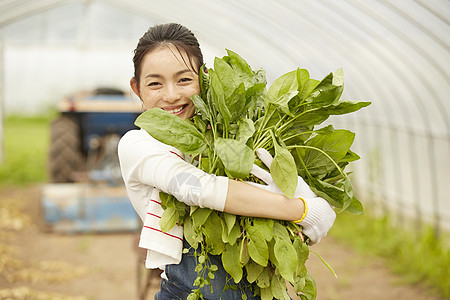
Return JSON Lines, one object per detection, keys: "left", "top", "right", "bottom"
{"left": 162, "top": 85, "right": 180, "bottom": 103}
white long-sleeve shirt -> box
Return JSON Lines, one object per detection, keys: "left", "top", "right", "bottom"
{"left": 118, "top": 129, "right": 229, "bottom": 268}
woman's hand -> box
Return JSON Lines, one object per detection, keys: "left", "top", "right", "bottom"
{"left": 249, "top": 148, "right": 336, "bottom": 245}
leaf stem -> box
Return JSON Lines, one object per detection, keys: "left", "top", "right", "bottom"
{"left": 288, "top": 145, "right": 345, "bottom": 177}
{"left": 311, "top": 250, "right": 338, "bottom": 278}
{"left": 253, "top": 103, "right": 276, "bottom": 143}
{"left": 276, "top": 107, "right": 320, "bottom": 135}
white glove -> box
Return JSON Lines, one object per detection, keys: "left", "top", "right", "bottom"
{"left": 249, "top": 148, "right": 336, "bottom": 245}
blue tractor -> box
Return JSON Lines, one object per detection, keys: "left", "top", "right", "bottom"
{"left": 48, "top": 88, "right": 141, "bottom": 183}
{"left": 43, "top": 88, "right": 142, "bottom": 233}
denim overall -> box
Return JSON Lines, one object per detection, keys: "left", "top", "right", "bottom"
{"left": 155, "top": 240, "right": 261, "bottom": 299}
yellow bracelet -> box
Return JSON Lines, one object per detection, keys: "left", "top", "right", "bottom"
{"left": 293, "top": 197, "right": 308, "bottom": 224}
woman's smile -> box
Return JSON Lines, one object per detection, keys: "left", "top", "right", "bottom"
{"left": 163, "top": 104, "right": 188, "bottom": 115}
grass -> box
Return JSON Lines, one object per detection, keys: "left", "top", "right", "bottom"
{"left": 330, "top": 210, "right": 450, "bottom": 299}
{"left": 0, "top": 115, "right": 52, "bottom": 187}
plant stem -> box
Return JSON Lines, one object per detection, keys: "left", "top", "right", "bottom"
{"left": 253, "top": 103, "right": 276, "bottom": 144}
{"left": 276, "top": 107, "right": 321, "bottom": 135}
{"left": 290, "top": 145, "right": 345, "bottom": 177}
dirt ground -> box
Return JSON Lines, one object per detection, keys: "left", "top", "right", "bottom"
{"left": 0, "top": 185, "right": 445, "bottom": 300}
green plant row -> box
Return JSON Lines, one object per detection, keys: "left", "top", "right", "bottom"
{"left": 330, "top": 211, "right": 450, "bottom": 299}
{"left": 0, "top": 115, "right": 51, "bottom": 187}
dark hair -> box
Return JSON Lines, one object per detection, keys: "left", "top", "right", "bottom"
{"left": 132, "top": 23, "right": 204, "bottom": 88}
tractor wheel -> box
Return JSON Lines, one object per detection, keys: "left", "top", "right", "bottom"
{"left": 48, "top": 115, "right": 85, "bottom": 183}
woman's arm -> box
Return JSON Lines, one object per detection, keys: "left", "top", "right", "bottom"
{"left": 119, "top": 129, "right": 303, "bottom": 221}
{"left": 225, "top": 179, "right": 305, "bottom": 222}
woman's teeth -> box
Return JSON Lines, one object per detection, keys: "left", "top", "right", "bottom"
{"left": 166, "top": 106, "right": 184, "bottom": 114}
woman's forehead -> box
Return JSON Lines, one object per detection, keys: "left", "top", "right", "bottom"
{"left": 143, "top": 44, "right": 197, "bottom": 71}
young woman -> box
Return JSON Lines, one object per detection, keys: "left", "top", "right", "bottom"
{"left": 118, "top": 23, "right": 336, "bottom": 299}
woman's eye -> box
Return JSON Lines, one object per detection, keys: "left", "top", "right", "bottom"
{"left": 180, "top": 78, "right": 192, "bottom": 83}
{"left": 147, "top": 82, "right": 160, "bottom": 87}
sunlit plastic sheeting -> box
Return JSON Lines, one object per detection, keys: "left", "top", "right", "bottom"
{"left": 2, "top": 0, "right": 448, "bottom": 132}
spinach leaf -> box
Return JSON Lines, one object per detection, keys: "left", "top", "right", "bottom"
{"left": 266, "top": 69, "right": 299, "bottom": 116}
{"left": 214, "top": 138, "right": 254, "bottom": 179}
{"left": 271, "top": 136, "right": 298, "bottom": 199}
{"left": 302, "top": 130, "right": 355, "bottom": 176}
{"left": 305, "top": 69, "right": 343, "bottom": 107}
{"left": 135, "top": 108, "right": 206, "bottom": 155}
{"left": 213, "top": 57, "right": 246, "bottom": 122}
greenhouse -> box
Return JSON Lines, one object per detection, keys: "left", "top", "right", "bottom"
{"left": 0, "top": 1, "right": 448, "bottom": 299}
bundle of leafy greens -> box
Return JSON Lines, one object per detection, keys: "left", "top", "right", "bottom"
{"left": 135, "top": 49, "right": 371, "bottom": 300}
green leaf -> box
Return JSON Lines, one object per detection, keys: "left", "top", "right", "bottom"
{"left": 267, "top": 239, "right": 279, "bottom": 270}
{"left": 222, "top": 243, "right": 243, "bottom": 283}
{"left": 326, "top": 100, "right": 371, "bottom": 116}
{"left": 273, "top": 222, "right": 290, "bottom": 241}
{"left": 192, "top": 115, "right": 207, "bottom": 134}
{"left": 225, "top": 49, "right": 255, "bottom": 89}
{"left": 199, "top": 64, "right": 209, "bottom": 100}
{"left": 270, "top": 274, "right": 290, "bottom": 300}
{"left": 183, "top": 216, "right": 198, "bottom": 249}
{"left": 307, "top": 176, "right": 352, "bottom": 209}
{"left": 292, "top": 276, "right": 306, "bottom": 294}
{"left": 135, "top": 108, "right": 206, "bottom": 155}
{"left": 214, "top": 138, "right": 255, "bottom": 179}
{"left": 239, "top": 237, "right": 250, "bottom": 266}
{"left": 158, "top": 191, "right": 170, "bottom": 209}
{"left": 159, "top": 207, "right": 179, "bottom": 232}
{"left": 346, "top": 196, "right": 364, "bottom": 215}
{"left": 260, "top": 287, "right": 273, "bottom": 300}
{"left": 266, "top": 70, "right": 299, "bottom": 115}
{"left": 209, "top": 69, "right": 231, "bottom": 125}
{"left": 293, "top": 238, "right": 309, "bottom": 268}
{"left": 271, "top": 138, "right": 298, "bottom": 199}
{"left": 296, "top": 68, "right": 310, "bottom": 94}
{"left": 302, "top": 129, "right": 355, "bottom": 176}
{"left": 223, "top": 212, "right": 236, "bottom": 234}
{"left": 187, "top": 292, "right": 199, "bottom": 300}
{"left": 222, "top": 214, "right": 241, "bottom": 246}
{"left": 245, "top": 261, "right": 264, "bottom": 283}
{"left": 191, "top": 208, "right": 213, "bottom": 227}
{"left": 299, "top": 78, "right": 320, "bottom": 101}
{"left": 191, "top": 94, "right": 212, "bottom": 121}
{"left": 203, "top": 212, "right": 225, "bottom": 255}
{"left": 252, "top": 218, "right": 274, "bottom": 242}
{"left": 227, "top": 222, "right": 241, "bottom": 246}
{"left": 256, "top": 266, "right": 271, "bottom": 288}
{"left": 274, "top": 237, "right": 298, "bottom": 283}
{"left": 236, "top": 117, "right": 255, "bottom": 143}
{"left": 300, "top": 273, "right": 317, "bottom": 300}
{"left": 332, "top": 68, "right": 344, "bottom": 86}
{"left": 287, "top": 100, "right": 371, "bottom": 130}
{"left": 244, "top": 82, "right": 266, "bottom": 119}
{"left": 305, "top": 70, "right": 343, "bottom": 107}
{"left": 213, "top": 57, "right": 246, "bottom": 122}
{"left": 246, "top": 226, "right": 269, "bottom": 267}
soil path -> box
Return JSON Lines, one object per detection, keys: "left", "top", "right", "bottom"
{"left": 0, "top": 185, "right": 443, "bottom": 300}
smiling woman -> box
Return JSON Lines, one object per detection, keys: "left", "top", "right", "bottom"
{"left": 118, "top": 23, "right": 336, "bottom": 299}
{"left": 130, "top": 44, "right": 199, "bottom": 120}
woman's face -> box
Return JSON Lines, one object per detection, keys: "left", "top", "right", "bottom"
{"left": 131, "top": 45, "right": 200, "bottom": 120}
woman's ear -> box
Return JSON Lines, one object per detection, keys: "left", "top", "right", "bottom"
{"left": 130, "top": 77, "right": 140, "bottom": 99}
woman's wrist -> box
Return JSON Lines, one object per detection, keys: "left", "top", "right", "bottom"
{"left": 293, "top": 197, "right": 308, "bottom": 223}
